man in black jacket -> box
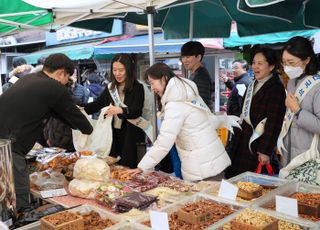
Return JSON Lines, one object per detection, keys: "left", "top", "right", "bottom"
{"left": 181, "top": 41, "right": 213, "bottom": 110}
{"left": 0, "top": 53, "right": 93, "bottom": 212}
{"left": 220, "top": 59, "right": 252, "bottom": 116}
{"left": 220, "top": 59, "right": 252, "bottom": 153}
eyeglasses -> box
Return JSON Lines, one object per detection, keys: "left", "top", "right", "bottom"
{"left": 281, "top": 59, "right": 302, "bottom": 67}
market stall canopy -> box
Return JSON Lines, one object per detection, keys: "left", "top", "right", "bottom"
{"left": 22, "top": 0, "right": 188, "bottom": 30}
{"left": 238, "top": 0, "right": 320, "bottom": 28}
{"left": 0, "top": 0, "right": 53, "bottom": 36}
{"left": 65, "top": 0, "right": 320, "bottom": 39}
{"left": 94, "top": 33, "right": 224, "bottom": 59}
{"left": 20, "top": 42, "right": 96, "bottom": 65}
{"left": 224, "top": 29, "right": 320, "bottom": 48}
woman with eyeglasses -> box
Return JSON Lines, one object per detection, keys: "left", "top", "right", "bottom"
{"left": 225, "top": 47, "right": 286, "bottom": 178}
{"left": 278, "top": 36, "right": 320, "bottom": 166}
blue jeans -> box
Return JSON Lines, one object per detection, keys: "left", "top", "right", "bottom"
{"left": 169, "top": 145, "right": 182, "bottom": 179}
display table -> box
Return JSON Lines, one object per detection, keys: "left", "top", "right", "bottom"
{"left": 30, "top": 188, "right": 112, "bottom": 211}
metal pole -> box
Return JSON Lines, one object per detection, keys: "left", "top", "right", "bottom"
{"left": 189, "top": 3, "right": 194, "bottom": 40}
{"left": 147, "top": 7, "right": 155, "bottom": 65}
{"left": 146, "top": 6, "right": 157, "bottom": 141}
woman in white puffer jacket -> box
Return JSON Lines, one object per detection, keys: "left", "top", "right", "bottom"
{"left": 134, "top": 63, "right": 231, "bottom": 181}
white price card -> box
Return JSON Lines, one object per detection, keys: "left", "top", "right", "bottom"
{"left": 218, "top": 179, "right": 238, "bottom": 201}
{"left": 276, "top": 195, "right": 298, "bottom": 217}
{"left": 40, "top": 188, "right": 67, "bottom": 198}
{"left": 149, "top": 210, "right": 169, "bottom": 230}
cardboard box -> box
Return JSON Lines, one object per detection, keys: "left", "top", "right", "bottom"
{"left": 230, "top": 218, "right": 278, "bottom": 230}
{"left": 237, "top": 187, "right": 263, "bottom": 200}
{"left": 177, "top": 208, "right": 213, "bottom": 225}
{"left": 40, "top": 211, "right": 84, "bottom": 230}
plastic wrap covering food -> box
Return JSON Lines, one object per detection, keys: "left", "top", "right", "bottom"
{"left": 68, "top": 179, "right": 102, "bottom": 199}
{"left": 160, "top": 179, "right": 195, "bottom": 192}
{"left": 95, "top": 181, "right": 133, "bottom": 206}
{"left": 253, "top": 182, "right": 320, "bottom": 223}
{"left": 30, "top": 170, "right": 66, "bottom": 191}
{"left": 114, "top": 192, "right": 158, "bottom": 213}
{"left": 137, "top": 193, "right": 242, "bottom": 230}
{"left": 124, "top": 172, "right": 170, "bottom": 192}
{"left": 144, "top": 187, "right": 189, "bottom": 208}
{"left": 73, "top": 158, "right": 110, "bottom": 182}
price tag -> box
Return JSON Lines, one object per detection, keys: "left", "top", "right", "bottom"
{"left": 40, "top": 188, "right": 67, "bottom": 198}
{"left": 218, "top": 179, "right": 238, "bottom": 201}
{"left": 276, "top": 195, "right": 298, "bottom": 217}
{"left": 149, "top": 210, "right": 169, "bottom": 230}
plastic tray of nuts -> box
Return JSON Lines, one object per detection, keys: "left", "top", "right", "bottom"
{"left": 133, "top": 193, "right": 245, "bottom": 230}
{"left": 210, "top": 206, "right": 319, "bottom": 230}
{"left": 252, "top": 182, "right": 320, "bottom": 225}
{"left": 204, "top": 172, "right": 290, "bottom": 206}
{"left": 107, "top": 222, "right": 151, "bottom": 230}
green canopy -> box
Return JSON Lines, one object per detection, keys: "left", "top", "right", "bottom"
{"left": 238, "top": 0, "right": 320, "bottom": 28}
{"left": 0, "top": 0, "right": 53, "bottom": 35}
{"left": 21, "top": 43, "right": 95, "bottom": 65}
{"left": 224, "top": 29, "right": 320, "bottom": 47}
{"left": 91, "top": 0, "right": 317, "bottom": 39}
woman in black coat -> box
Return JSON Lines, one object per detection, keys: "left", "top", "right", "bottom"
{"left": 225, "top": 48, "right": 286, "bottom": 178}
{"left": 84, "top": 54, "right": 145, "bottom": 168}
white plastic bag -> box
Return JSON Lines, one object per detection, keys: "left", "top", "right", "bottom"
{"left": 279, "top": 135, "right": 320, "bottom": 185}
{"left": 72, "top": 107, "right": 112, "bottom": 158}
{"left": 73, "top": 158, "right": 111, "bottom": 182}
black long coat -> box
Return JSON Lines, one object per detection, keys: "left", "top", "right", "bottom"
{"left": 84, "top": 80, "right": 145, "bottom": 168}
{"left": 225, "top": 75, "right": 286, "bottom": 178}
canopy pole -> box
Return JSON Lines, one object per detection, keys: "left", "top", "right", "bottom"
{"left": 146, "top": 6, "right": 157, "bottom": 142}
{"left": 189, "top": 3, "right": 194, "bottom": 40}
{"left": 146, "top": 6, "right": 155, "bottom": 65}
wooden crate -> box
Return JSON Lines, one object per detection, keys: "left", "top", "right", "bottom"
{"left": 40, "top": 210, "right": 84, "bottom": 230}
{"left": 230, "top": 218, "right": 278, "bottom": 230}
{"left": 298, "top": 202, "right": 320, "bottom": 218}
{"left": 237, "top": 187, "right": 263, "bottom": 200}
{"left": 177, "top": 208, "right": 213, "bottom": 225}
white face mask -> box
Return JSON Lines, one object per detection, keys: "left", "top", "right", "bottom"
{"left": 284, "top": 65, "right": 304, "bottom": 79}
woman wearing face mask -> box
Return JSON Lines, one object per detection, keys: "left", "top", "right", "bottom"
{"left": 278, "top": 36, "right": 320, "bottom": 166}
{"left": 129, "top": 63, "right": 232, "bottom": 181}
{"left": 84, "top": 54, "right": 145, "bottom": 168}
{"left": 225, "top": 48, "right": 286, "bottom": 178}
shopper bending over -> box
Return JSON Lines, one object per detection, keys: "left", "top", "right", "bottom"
{"left": 129, "top": 63, "right": 235, "bottom": 181}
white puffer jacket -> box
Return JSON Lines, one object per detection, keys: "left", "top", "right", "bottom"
{"left": 138, "top": 77, "right": 231, "bottom": 181}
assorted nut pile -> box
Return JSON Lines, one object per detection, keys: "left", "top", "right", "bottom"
{"left": 144, "top": 199, "right": 234, "bottom": 230}
{"left": 79, "top": 211, "right": 115, "bottom": 230}
{"left": 160, "top": 179, "right": 194, "bottom": 192}
{"left": 223, "top": 219, "right": 302, "bottom": 230}
{"left": 234, "top": 208, "right": 274, "bottom": 227}
{"left": 236, "top": 182, "right": 262, "bottom": 192}
{"left": 290, "top": 192, "right": 320, "bottom": 206}
{"left": 278, "top": 220, "right": 302, "bottom": 230}
{"left": 42, "top": 211, "right": 81, "bottom": 226}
